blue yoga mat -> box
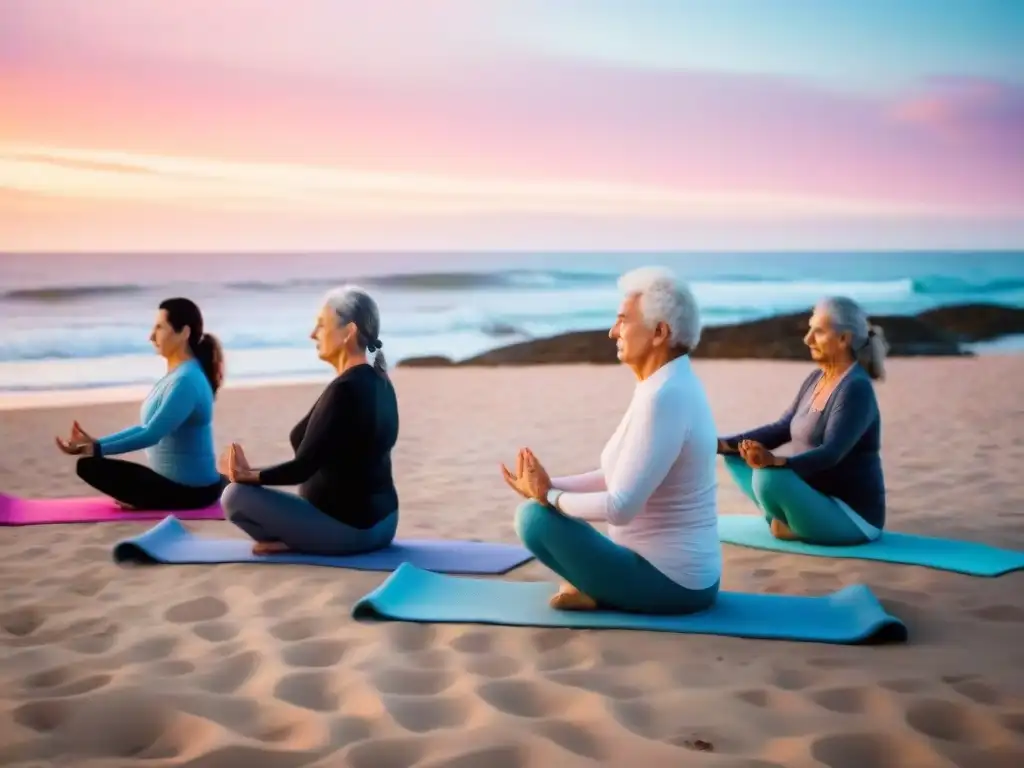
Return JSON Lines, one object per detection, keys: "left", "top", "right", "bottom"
{"left": 112, "top": 516, "right": 534, "bottom": 575}
{"left": 352, "top": 563, "right": 907, "bottom": 645}
{"left": 718, "top": 515, "right": 1024, "bottom": 577}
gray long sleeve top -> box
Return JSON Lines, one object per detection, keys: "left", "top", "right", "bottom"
{"left": 721, "top": 364, "right": 886, "bottom": 529}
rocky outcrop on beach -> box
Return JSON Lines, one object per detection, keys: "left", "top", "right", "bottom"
{"left": 916, "top": 303, "right": 1024, "bottom": 342}
{"left": 398, "top": 302, "right": 1024, "bottom": 367}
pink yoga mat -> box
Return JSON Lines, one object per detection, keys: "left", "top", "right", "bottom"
{"left": 0, "top": 493, "right": 223, "bottom": 526}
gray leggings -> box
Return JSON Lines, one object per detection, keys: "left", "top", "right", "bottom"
{"left": 221, "top": 483, "right": 398, "bottom": 555}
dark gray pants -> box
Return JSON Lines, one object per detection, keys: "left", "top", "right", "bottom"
{"left": 221, "top": 483, "right": 398, "bottom": 555}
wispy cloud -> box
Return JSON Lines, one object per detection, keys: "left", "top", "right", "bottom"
{"left": 2, "top": 143, "right": 962, "bottom": 219}
{"left": 1, "top": 0, "right": 1022, "bottom": 249}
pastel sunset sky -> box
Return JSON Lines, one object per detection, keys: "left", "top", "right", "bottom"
{"left": 2, "top": 0, "right": 1022, "bottom": 251}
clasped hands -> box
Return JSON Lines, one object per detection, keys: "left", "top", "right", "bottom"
{"left": 736, "top": 439, "right": 784, "bottom": 469}
{"left": 55, "top": 421, "right": 95, "bottom": 456}
{"left": 500, "top": 447, "right": 552, "bottom": 502}
{"left": 218, "top": 442, "right": 258, "bottom": 483}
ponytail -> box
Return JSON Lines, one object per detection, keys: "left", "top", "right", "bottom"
{"left": 372, "top": 349, "right": 389, "bottom": 378}
{"left": 856, "top": 324, "right": 889, "bottom": 381}
{"left": 192, "top": 333, "right": 225, "bottom": 395}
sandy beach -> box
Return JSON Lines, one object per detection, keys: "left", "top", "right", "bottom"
{"left": 1, "top": 357, "right": 1022, "bottom": 768}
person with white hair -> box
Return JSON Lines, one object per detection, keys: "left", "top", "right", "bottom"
{"left": 502, "top": 267, "right": 722, "bottom": 613}
{"left": 219, "top": 285, "right": 400, "bottom": 555}
{"left": 718, "top": 296, "right": 889, "bottom": 545}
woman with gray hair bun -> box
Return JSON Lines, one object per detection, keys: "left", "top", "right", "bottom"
{"left": 218, "top": 285, "right": 400, "bottom": 555}
{"left": 718, "top": 296, "right": 889, "bottom": 545}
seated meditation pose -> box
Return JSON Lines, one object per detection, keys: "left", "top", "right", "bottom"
{"left": 502, "top": 267, "right": 722, "bottom": 613}
{"left": 55, "top": 298, "right": 224, "bottom": 511}
{"left": 220, "top": 286, "right": 399, "bottom": 556}
{"left": 718, "top": 296, "right": 889, "bottom": 545}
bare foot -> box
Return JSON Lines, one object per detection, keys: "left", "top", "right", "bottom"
{"left": 549, "top": 584, "right": 598, "bottom": 611}
{"left": 770, "top": 518, "right": 800, "bottom": 541}
{"left": 253, "top": 541, "right": 290, "bottom": 555}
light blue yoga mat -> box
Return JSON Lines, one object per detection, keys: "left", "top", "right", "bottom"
{"left": 718, "top": 515, "right": 1024, "bottom": 577}
{"left": 352, "top": 563, "right": 907, "bottom": 645}
{"left": 112, "top": 516, "right": 534, "bottom": 575}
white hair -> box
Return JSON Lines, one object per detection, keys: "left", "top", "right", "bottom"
{"left": 617, "top": 266, "right": 702, "bottom": 351}
{"left": 815, "top": 295, "right": 888, "bottom": 381}
{"left": 323, "top": 284, "right": 388, "bottom": 376}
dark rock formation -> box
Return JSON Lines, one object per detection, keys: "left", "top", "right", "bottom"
{"left": 398, "top": 302, "right": 1023, "bottom": 367}
{"left": 915, "top": 303, "right": 1024, "bottom": 342}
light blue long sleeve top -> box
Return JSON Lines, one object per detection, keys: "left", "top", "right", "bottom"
{"left": 95, "top": 359, "right": 220, "bottom": 487}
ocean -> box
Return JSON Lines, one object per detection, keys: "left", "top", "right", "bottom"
{"left": 1, "top": 251, "right": 1022, "bottom": 393}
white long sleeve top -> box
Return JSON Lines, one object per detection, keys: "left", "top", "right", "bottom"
{"left": 551, "top": 355, "right": 722, "bottom": 590}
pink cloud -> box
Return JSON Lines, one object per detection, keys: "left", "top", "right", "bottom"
{"left": 6, "top": 52, "right": 1021, "bottom": 215}
{"left": 891, "top": 76, "right": 1024, "bottom": 150}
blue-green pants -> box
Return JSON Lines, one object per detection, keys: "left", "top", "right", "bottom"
{"left": 514, "top": 501, "right": 719, "bottom": 614}
{"left": 723, "top": 455, "right": 871, "bottom": 546}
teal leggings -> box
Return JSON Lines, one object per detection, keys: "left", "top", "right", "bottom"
{"left": 723, "top": 455, "right": 871, "bottom": 546}
{"left": 514, "top": 501, "right": 719, "bottom": 614}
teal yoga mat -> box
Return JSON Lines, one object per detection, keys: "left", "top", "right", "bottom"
{"left": 353, "top": 563, "right": 907, "bottom": 645}
{"left": 718, "top": 514, "right": 1024, "bottom": 577}
{"left": 112, "top": 516, "right": 534, "bottom": 575}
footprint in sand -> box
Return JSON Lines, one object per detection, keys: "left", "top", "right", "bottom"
{"left": 383, "top": 622, "right": 437, "bottom": 652}
{"left": 193, "top": 621, "right": 240, "bottom": 643}
{"left": 28, "top": 673, "right": 113, "bottom": 698}
{"left": 464, "top": 654, "right": 522, "bottom": 679}
{"left": 119, "top": 635, "right": 179, "bottom": 664}
{"left": 23, "top": 665, "right": 75, "bottom": 689}
{"left": 420, "top": 743, "right": 527, "bottom": 768}
{"left": 402, "top": 648, "right": 457, "bottom": 671}
{"left": 0, "top": 606, "right": 45, "bottom": 637}
{"left": 383, "top": 693, "right": 473, "bottom": 732}
{"left": 810, "top": 732, "right": 942, "bottom": 768}
{"left": 769, "top": 667, "right": 818, "bottom": 691}
{"left": 372, "top": 666, "right": 456, "bottom": 696}
{"left": 346, "top": 736, "right": 427, "bottom": 768}
{"left": 152, "top": 659, "right": 195, "bottom": 677}
{"left": 949, "top": 679, "right": 1004, "bottom": 706}
{"left": 195, "top": 650, "right": 261, "bottom": 694}
{"left": 14, "top": 689, "right": 210, "bottom": 761}
{"left": 970, "top": 604, "right": 1024, "bottom": 623}
{"left": 904, "top": 697, "right": 999, "bottom": 745}
{"left": 163, "top": 596, "right": 228, "bottom": 624}
{"left": 329, "top": 715, "right": 375, "bottom": 748}
{"left": 450, "top": 630, "right": 494, "bottom": 654}
{"left": 65, "top": 622, "right": 119, "bottom": 655}
{"left": 475, "top": 679, "right": 572, "bottom": 719}
{"left": 267, "top": 616, "right": 322, "bottom": 642}
{"left": 533, "top": 643, "right": 593, "bottom": 673}
{"left": 545, "top": 669, "right": 642, "bottom": 700}
{"left": 529, "top": 628, "right": 575, "bottom": 653}
{"left": 273, "top": 670, "right": 340, "bottom": 712}
{"left": 534, "top": 720, "right": 610, "bottom": 760}
{"left": 809, "top": 686, "right": 890, "bottom": 715}
{"left": 879, "top": 678, "right": 928, "bottom": 694}
{"left": 281, "top": 638, "right": 349, "bottom": 668}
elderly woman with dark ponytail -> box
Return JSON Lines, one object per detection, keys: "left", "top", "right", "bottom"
{"left": 220, "top": 285, "right": 400, "bottom": 555}
{"left": 55, "top": 298, "right": 225, "bottom": 510}
{"left": 718, "top": 296, "right": 889, "bottom": 545}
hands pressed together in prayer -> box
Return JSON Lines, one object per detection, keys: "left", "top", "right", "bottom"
{"left": 500, "top": 447, "right": 552, "bottom": 502}
{"left": 219, "top": 442, "right": 258, "bottom": 483}
{"left": 55, "top": 421, "right": 95, "bottom": 457}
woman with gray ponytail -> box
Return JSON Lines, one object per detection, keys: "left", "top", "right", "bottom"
{"left": 717, "top": 296, "right": 888, "bottom": 546}
{"left": 218, "top": 286, "right": 400, "bottom": 555}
